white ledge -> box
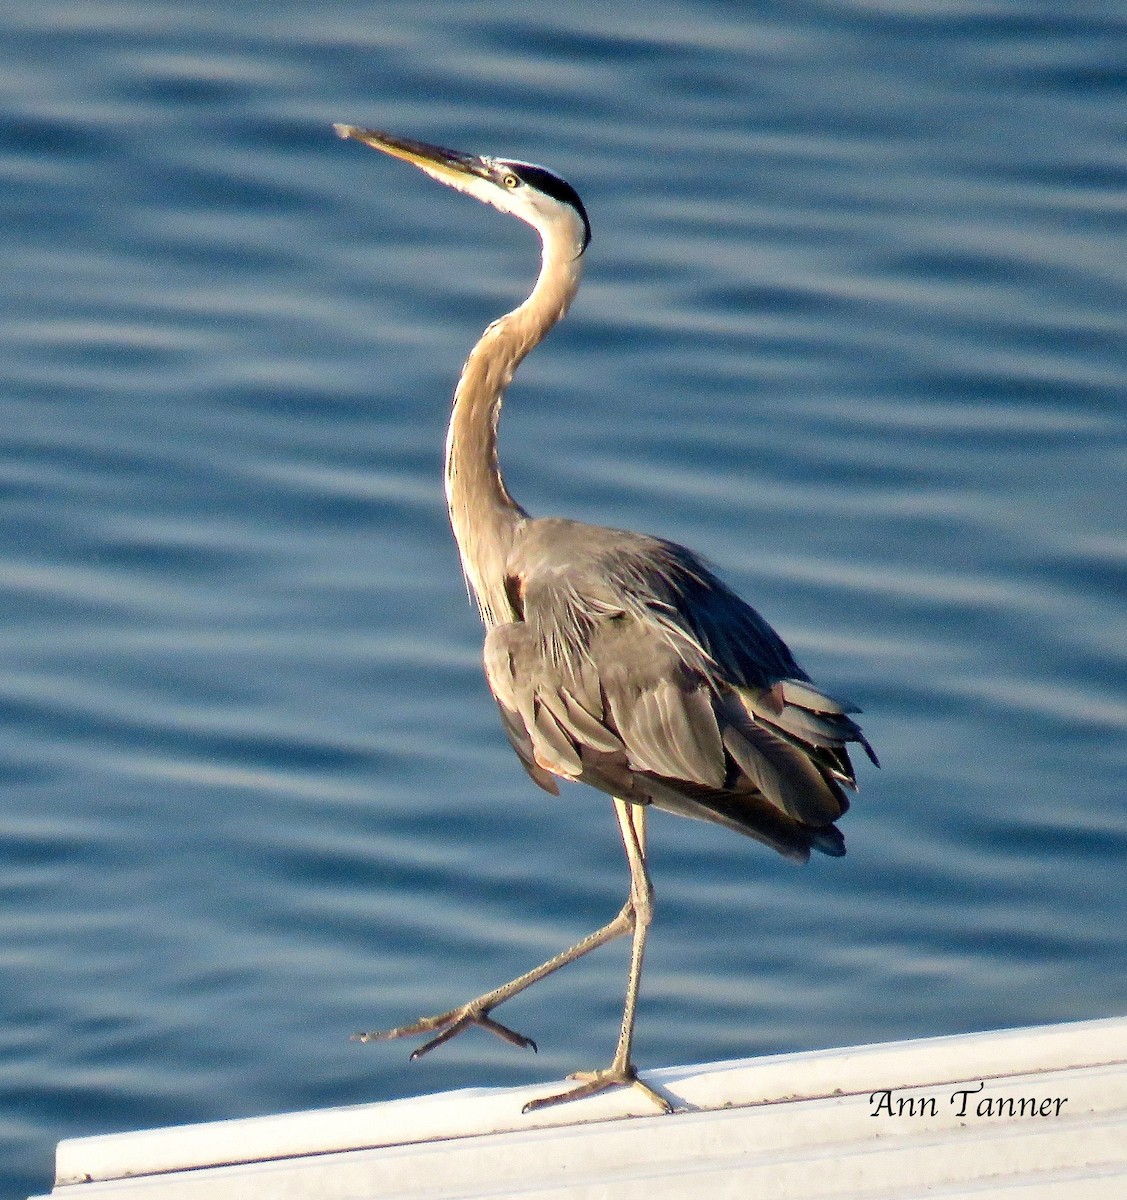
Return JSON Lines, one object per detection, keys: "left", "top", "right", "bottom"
{"left": 34, "top": 1014, "right": 1127, "bottom": 1199}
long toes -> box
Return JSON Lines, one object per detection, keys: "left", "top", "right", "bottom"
{"left": 477, "top": 1014, "right": 537, "bottom": 1052}
{"left": 624, "top": 1074, "right": 674, "bottom": 1114}
{"left": 411, "top": 1014, "right": 475, "bottom": 1058}
{"left": 350, "top": 1009, "right": 460, "bottom": 1044}
{"left": 353, "top": 1007, "right": 538, "bottom": 1058}
{"left": 522, "top": 1067, "right": 674, "bottom": 1114}
{"left": 523, "top": 1077, "right": 607, "bottom": 1113}
{"left": 412, "top": 1011, "right": 537, "bottom": 1057}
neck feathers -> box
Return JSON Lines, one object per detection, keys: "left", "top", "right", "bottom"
{"left": 445, "top": 234, "right": 584, "bottom": 626}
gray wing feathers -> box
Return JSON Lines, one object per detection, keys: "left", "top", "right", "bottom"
{"left": 482, "top": 517, "right": 873, "bottom": 852}
{"left": 532, "top": 701, "right": 583, "bottom": 777}
{"left": 606, "top": 679, "right": 725, "bottom": 788}
{"left": 551, "top": 687, "right": 623, "bottom": 754}
{"left": 777, "top": 678, "right": 860, "bottom": 714}
{"left": 487, "top": 618, "right": 727, "bottom": 792}
{"left": 745, "top": 690, "right": 856, "bottom": 751}
{"left": 722, "top": 721, "right": 843, "bottom": 826}
{"left": 741, "top": 680, "right": 879, "bottom": 772}
{"left": 483, "top": 624, "right": 563, "bottom": 793}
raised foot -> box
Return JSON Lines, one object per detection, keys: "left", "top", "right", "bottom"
{"left": 353, "top": 1006, "right": 537, "bottom": 1058}
{"left": 522, "top": 1065, "right": 674, "bottom": 1114}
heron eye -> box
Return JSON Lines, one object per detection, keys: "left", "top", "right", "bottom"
{"left": 503, "top": 173, "right": 521, "bottom": 189}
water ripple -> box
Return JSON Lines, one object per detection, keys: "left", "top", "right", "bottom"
{"left": 2, "top": 2, "right": 1125, "bottom": 1196}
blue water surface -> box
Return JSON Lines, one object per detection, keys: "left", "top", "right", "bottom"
{"left": 2, "top": 2, "right": 1125, "bottom": 1194}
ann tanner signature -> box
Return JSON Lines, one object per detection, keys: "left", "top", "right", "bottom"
{"left": 870, "top": 1081, "right": 1068, "bottom": 1119}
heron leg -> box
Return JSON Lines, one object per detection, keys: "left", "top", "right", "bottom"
{"left": 522, "top": 797, "right": 673, "bottom": 1115}
{"left": 353, "top": 892, "right": 636, "bottom": 1056}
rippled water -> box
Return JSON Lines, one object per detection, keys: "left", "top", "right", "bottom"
{"left": 2, "top": 2, "right": 1125, "bottom": 1194}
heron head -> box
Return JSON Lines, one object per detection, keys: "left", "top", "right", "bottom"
{"left": 334, "top": 125, "right": 591, "bottom": 256}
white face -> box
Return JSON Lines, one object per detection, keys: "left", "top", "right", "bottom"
{"left": 335, "top": 127, "right": 589, "bottom": 259}
{"left": 418, "top": 157, "right": 588, "bottom": 258}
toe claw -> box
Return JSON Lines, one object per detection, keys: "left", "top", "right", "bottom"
{"left": 411, "top": 1015, "right": 474, "bottom": 1058}
{"left": 478, "top": 1014, "right": 537, "bottom": 1052}
{"left": 354, "top": 1005, "right": 538, "bottom": 1059}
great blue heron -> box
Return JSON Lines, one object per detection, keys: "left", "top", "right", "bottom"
{"left": 334, "top": 124, "right": 877, "bottom": 1113}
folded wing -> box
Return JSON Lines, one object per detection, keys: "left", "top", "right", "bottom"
{"left": 482, "top": 519, "right": 876, "bottom": 862}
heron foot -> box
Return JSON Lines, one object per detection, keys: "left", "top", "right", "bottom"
{"left": 352, "top": 1005, "right": 537, "bottom": 1058}
{"left": 522, "top": 1064, "right": 674, "bottom": 1114}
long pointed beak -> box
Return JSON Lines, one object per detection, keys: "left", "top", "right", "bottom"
{"left": 334, "top": 124, "right": 488, "bottom": 186}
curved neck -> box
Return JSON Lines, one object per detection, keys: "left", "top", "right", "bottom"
{"left": 445, "top": 236, "right": 584, "bottom": 626}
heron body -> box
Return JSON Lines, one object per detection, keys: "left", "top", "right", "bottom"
{"left": 335, "top": 125, "right": 877, "bottom": 1112}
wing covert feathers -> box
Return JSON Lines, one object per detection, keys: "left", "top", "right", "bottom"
{"left": 482, "top": 518, "right": 876, "bottom": 859}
